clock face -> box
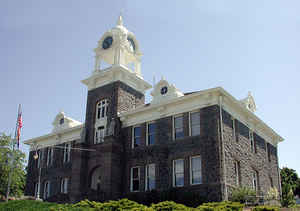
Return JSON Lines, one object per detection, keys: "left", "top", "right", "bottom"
{"left": 160, "top": 86, "right": 168, "bottom": 95}
{"left": 102, "top": 36, "right": 113, "bottom": 49}
{"left": 127, "top": 37, "right": 136, "bottom": 52}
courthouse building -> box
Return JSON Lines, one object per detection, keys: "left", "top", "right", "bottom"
{"left": 24, "top": 16, "right": 283, "bottom": 203}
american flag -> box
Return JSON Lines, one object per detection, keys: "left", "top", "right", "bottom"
{"left": 16, "top": 104, "right": 22, "bottom": 148}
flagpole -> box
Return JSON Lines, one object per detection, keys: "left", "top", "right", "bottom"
{"left": 6, "top": 104, "right": 21, "bottom": 202}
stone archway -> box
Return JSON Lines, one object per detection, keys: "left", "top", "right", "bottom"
{"left": 90, "top": 166, "right": 102, "bottom": 191}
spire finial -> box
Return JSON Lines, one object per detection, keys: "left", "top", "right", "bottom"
{"left": 117, "top": 14, "right": 123, "bottom": 26}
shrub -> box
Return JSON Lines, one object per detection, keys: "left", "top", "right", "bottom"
{"left": 230, "top": 186, "right": 256, "bottom": 204}
{"left": 265, "top": 187, "right": 279, "bottom": 201}
{"left": 197, "top": 201, "right": 244, "bottom": 211}
{"left": 252, "top": 206, "right": 279, "bottom": 211}
{"left": 151, "top": 201, "right": 193, "bottom": 211}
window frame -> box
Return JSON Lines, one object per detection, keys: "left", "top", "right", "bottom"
{"left": 34, "top": 182, "right": 40, "bottom": 198}
{"left": 189, "top": 111, "right": 201, "bottom": 137}
{"left": 145, "top": 163, "right": 156, "bottom": 191}
{"left": 232, "top": 118, "right": 236, "bottom": 141}
{"left": 130, "top": 166, "right": 140, "bottom": 192}
{"left": 249, "top": 130, "right": 256, "bottom": 153}
{"left": 173, "top": 159, "right": 184, "bottom": 187}
{"left": 46, "top": 147, "right": 53, "bottom": 167}
{"left": 43, "top": 180, "right": 51, "bottom": 199}
{"left": 146, "top": 122, "right": 156, "bottom": 146}
{"left": 60, "top": 178, "right": 69, "bottom": 194}
{"left": 234, "top": 160, "right": 240, "bottom": 186}
{"left": 96, "top": 99, "right": 109, "bottom": 120}
{"left": 132, "top": 125, "right": 141, "bottom": 148}
{"left": 190, "top": 155, "right": 202, "bottom": 185}
{"left": 252, "top": 170, "right": 259, "bottom": 191}
{"left": 94, "top": 126, "right": 105, "bottom": 144}
{"left": 173, "top": 115, "right": 184, "bottom": 140}
{"left": 63, "top": 143, "right": 71, "bottom": 163}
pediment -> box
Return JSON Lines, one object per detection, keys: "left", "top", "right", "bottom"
{"left": 52, "top": 111, "right": 82, "bottom": 133}
{"left": 150, "top": 78, "right": 184, "bottom": 105}
{"left": 240, "top": 91, "right": 257, "bottom": 112}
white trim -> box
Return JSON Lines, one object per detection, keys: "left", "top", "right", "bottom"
{"left": 43, "top": 180, "right": 50, "bottom": 199}
{"left": 234, "top": 160, "right": 240, "bottom": 186}
{"left": 249, "top": 130, "right": 255, "bottom": 153}
{"left": 232, "top": 118, "right": 236, "bottom": 141}
{"left": 190, "top": 155, "right": 202, "bottom": 185}
{"left": 173, "top": 159, "right": 184, "bottom": 187}
{"left": 132, "top": 125, "right": 141, "bottom": 149}
{"left": 146, "top": 121, "right": 156, "bottom": 146}
{"left": 60, "top": 178, "right": 69, "bottom": 194}
{"left": 173, "top": 115, "right": 184, "bottom": 141}
{"left": 189, "top": 110, "right": 201, "bottom": 137}
{"left": 130, "top": 166, "right": 140, "bottom": 192}
{"left": 145, "top": 163, "right": 155, "bottom": 191}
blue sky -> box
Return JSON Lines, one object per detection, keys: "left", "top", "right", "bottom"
{"left": 0, "top": 0, "right": 299, "bottom": 174}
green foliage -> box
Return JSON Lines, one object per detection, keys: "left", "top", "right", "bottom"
{"left": 197, "top": 201, "right": 244, "bottom": 211}
{"left": 150, "top": 201, "right": 193, "bottom": 211}
{"left": 229, "top": 186, "right": 256, "bottom": 204}
{"left": 281, "top": 183, "right": 296, "bottom": 208}
{"left": 0, "top": 133, "right": 26, "bottom": 198}
{"left": 251, "top": 205, "right": 279, "bottom": 211}
{"left": 281, "top": 167, "right": 299, "bottom": 193}
{"left": 265, "top": 187, "right": 279, "bottom": 201}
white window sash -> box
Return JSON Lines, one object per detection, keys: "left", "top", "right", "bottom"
{"left": 145, "top": 164, "right": 155, "bottom": 191}
{"left": 173, "top": 115, "right": 183, "bottom": 140}
{"left": 173, "top": 159, "right": 184, "bottom": 187}
{"left": 190, "top": 156, "right": 202, "bottom": 185}
{"left": 189, "top": 111, "right": 200, "bottom": 136}
{"left": 131, "top": 167, "right": 140, "bottom": 192}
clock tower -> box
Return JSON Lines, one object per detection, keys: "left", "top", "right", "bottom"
{"left": 71, "top": 16, "right": 151, "bottom": 202}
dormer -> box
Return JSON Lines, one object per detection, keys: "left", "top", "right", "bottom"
{"left": 151, "top": 78, "right": 184, "bottom": 105}
{"left": 52, "top": 111, "right": 82, "bottom": 133}
{"left": 240, "top": 91, "right": 257, "bottom": 113}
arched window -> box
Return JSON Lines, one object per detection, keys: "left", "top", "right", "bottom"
{"left": 96, "top": 99, "right": 109, "bottom": 120}
{"left": 90, "top": 167, "right": 102, "bottom": 191}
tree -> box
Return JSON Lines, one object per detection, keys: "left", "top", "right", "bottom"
{"left": 0, "top": 133, "right": 26, "bottom": 198}
{"left": 280, "top": 167, "right": 299, "bottom": 207}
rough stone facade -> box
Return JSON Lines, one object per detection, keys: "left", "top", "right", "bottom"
{"left": 25, "top": 83, "right": 281, "bottom": 204}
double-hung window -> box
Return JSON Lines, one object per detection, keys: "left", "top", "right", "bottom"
{"left": 249, "top": 131, "right": 255, "bottom": 153}
{"left": 173, "top": 159, "right": 184, "bottom": 187}
{"left": 234, "top": 160, "right": 240, "bottom": 186}
{"left": 190, "top": 156, "right": 202, "bottom": 185}
{"left": 63, "top": 143, "right": 71, "bottom": 163}
{"left": 46, "top": 147, "right": 53, "bottom": 167}
{"left": 132, "top": 126, "right": 141, "bottom": 148}
{"left": 174, "top": 116, "right": 184, "bottom": 140}
{"left": 147, "top": 122, "right": 156, "bottom": 146}
{"left": 252, "top": 170, "right": 258, "bottom": 191}
{"left": 61, "top": 178, "right": 69, "bottom": 194}
{"left": 96, "top": 99, "right": 109, "bottom": 120}
{"left": 34, "top": 182, "right": 40, "bottom": 198}
{"left": 145, "top": 164, "right": 155, "bottom": 191}
{"left": 190, "top": 112, "right": 200, "bottom": 136}
{"left": 95, "top": 126, "right": 105, "bottom": 144}
{"left": 43, "top": 181, "right": 51, "bottom": 199}
{"left": 131, "top": 167, "right": 140, "bottom": 192}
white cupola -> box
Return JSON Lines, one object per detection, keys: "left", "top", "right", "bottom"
{"left": 82, "top": 16, "right": 151, "bottom": 93}
{"left": 94, "top": 15, "right": 142, "bottom": 77}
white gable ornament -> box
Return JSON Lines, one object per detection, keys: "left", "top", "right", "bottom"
{"left": 52, "top": 111, "right": 82, "bottom": 133}
{"left": 240, "top": 91, "right": 257, "bottom": 113}
{"left": 151, "top": 78, "right": 184, "bottom": 105}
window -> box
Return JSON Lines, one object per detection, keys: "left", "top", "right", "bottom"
{"left": 131, "top": 167, "right": 140, "bottom": 192}
{"left": 61, "top": 178, "right": 69, "bottom": 194}
{"left": 43, "top": 181, "right": 50, "bottom": 199}
{"left": 63, "top": 143, "right": 71, "bottom": 163}
{"left": 96, "top": 99, "right": 109, "bottom": 120}
{"left": 232, "top": 118, "right": 236, "bottom": 141}
{"left": 174, "top": 116, "right": 184, "bottom": 140}
{"left": 249, "top": 131, "right": 256, "bottom": 153}
{"left": 34, "top": 182, "right": 40, "bottom": 197}
{"left": 132, "top": 126, "right": 141, "bottom": 148}
{"left": 190, "top": 156, "right": 202, "bottom": 185}
{"left": 46, "top": 147, "right": 53, "bottom": 167}
{"left": 266, "top": 143, "right": 271, "bottom": 162}
{"left": 59, "top": 118, "right": 64, "bottom": 125}
{"left": 147, "top": 122, "right": 156, "bottom": 146}
{"left": 173, "top": 159, "right": 184, "bottom": 187}
{"left": 37, "top": 150, "right": 43, "bottom": 168}
{"left": 94, "top": 126, "right": 105, "bottom": 144}
{"left": 270, "top": 176, "right": 274, "bottom": 188}
{"left": 234, "top": 160, "right": 240, "bottom": 186}
{"left": 252, "top": 170, "right": 258, "bottom": 191}
{"left": 145, "top": 164, "right": 155, "bottom": 191}
{"left": 190, "top": 111, "right": 200, "bottom": 136}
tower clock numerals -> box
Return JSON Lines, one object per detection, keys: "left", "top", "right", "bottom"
{"left": 102, "top": 36, "right": 113, "bottom": 49}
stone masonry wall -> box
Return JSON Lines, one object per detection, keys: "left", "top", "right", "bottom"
{"left": 122, "top": 105, "right": 223, "bottom": 202}
{"left": 221, "top": 109, "right": 280, "bottom": 197}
